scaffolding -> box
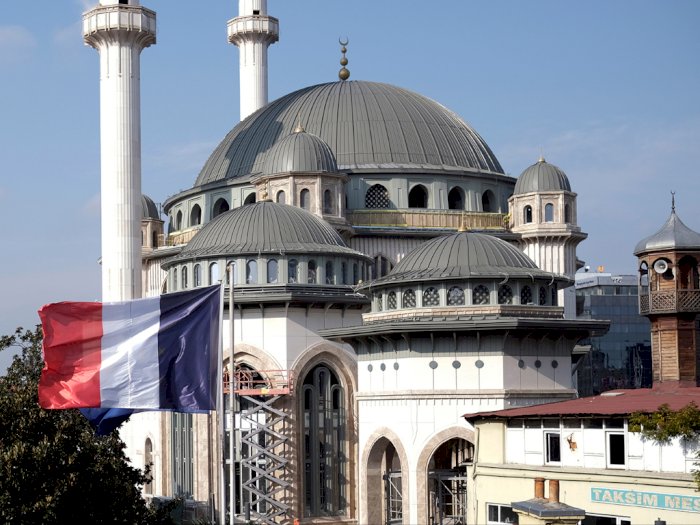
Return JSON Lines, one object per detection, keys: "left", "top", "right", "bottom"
{"left": 225, "top": 369, "right": 294, "bottom": 525}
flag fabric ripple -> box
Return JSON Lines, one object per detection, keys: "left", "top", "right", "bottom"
{"left": 38, "top": 285, "right": 221, "bottom": 412}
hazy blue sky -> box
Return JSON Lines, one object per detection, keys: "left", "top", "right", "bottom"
{"left": 1, "top": 1, "right": 699, "bottom": 355}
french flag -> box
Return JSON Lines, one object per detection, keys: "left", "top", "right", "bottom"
{"left": 38, "top": 285, "right": 221, "bottom": 412}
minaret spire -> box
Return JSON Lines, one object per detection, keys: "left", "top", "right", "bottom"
{"left": 83, "top": 0, "right": 156, "bottom": 302}
{"left": 228, "top": 0, "right": 279, "bottom": 121}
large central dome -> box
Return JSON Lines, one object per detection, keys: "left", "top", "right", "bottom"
{"left": 195, "top": 80, "right": 504, "bottom": 186}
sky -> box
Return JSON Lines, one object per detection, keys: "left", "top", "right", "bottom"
{"left": 1, "top": 0, "right": 699, "bottom": 362}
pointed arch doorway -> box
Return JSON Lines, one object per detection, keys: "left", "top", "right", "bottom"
{"left": 364, "top": 435, "right": 409, "bottom": 525}
{"left": 427, "top": 437, "right": 472, "bottom": 525}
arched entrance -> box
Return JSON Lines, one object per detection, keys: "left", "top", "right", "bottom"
{"left": 427, "top": 438, "right": 472, "bottom": 524}
{"left": 364, "top": 433, "right": 409, "bottom": 525}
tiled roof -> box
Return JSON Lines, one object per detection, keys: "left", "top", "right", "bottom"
{"left": 465, "top": 383, "right": 700, "bottom": 421}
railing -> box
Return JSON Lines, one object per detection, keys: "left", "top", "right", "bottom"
{"left": 639, "top": 289, "right": 700, "bottom": 314}
{"left": 347, "top": 209, "right": 508, "bottom": 231}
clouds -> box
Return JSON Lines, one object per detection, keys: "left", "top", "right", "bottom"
{"left": 0, "top": 26, "right": 36, "bottom": 66}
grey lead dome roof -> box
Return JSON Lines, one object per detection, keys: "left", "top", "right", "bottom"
{"left": 141, "top": 194, "right": 160, "bottom": 219}
{"left": 367, "top": 231, "right": 570, "bottom": 287}
{"left": 195, "top": 80, "right": 504, "bottom": 186}
{"left": 168, "top": 201, "right": 365, "bottom": 263}
{"left": 263, "top": 128, "right": 338, "bottom": 175}
{"left": 514, "top": 158, "right": 571, "bottom": 195}
{"left": 634, "top": 210, "right": 700, "bottom": 255}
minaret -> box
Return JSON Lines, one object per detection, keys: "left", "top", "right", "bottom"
{"left": 635, "top": 196, "right": 700, "bottom": 386}
{"left": 228, "top": 0, "right": 279, "bottom": 121}
{"left": 83, "top": 0, "right": 156, "bottom": 302}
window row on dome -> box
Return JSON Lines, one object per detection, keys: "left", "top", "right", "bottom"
{"left": 169, "top": 256, "right": 368, "bottom": 291}
{"left": 363, "top": 183, "right": 501, "bottom": 212}
{"left": 372, "top": 282, "right": 558, "bottom": 312}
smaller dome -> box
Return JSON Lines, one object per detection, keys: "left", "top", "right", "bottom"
{"left": 141, "top": 194, "right": 160, "bottom": 219}
{"left": 367, "top": 231, "right": 569, "bottom": 287}
{"left": 262, "top": 128, "right": 338, "bottom": 176}
{"left": 169, "top": 201, "right": 361, "bottom": 263}
{"left": 634, "top": 209, "right": 700, "bottom": 255}
{"left": 514, "top": 158, "right": 571, "bottom": 195}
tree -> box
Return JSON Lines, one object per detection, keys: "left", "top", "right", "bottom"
{"left": 0, "top": 326, "right": 174, "bottom": 524}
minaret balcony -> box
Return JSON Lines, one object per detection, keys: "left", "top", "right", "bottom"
{"left": 347, "top": 209, "right": 508, "bottom": 232}
{"left": 639, "top": 289, "right": 700, "bottom": 314}
{"left": 83, "top": 5, "right": 157, "bottom": 39}
{"left": 227, "top": 15, "right": 280, "bottom": 44}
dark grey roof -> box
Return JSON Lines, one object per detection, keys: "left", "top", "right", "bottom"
{"left": 263, "top": 128, "right": 338, "bottom": 175}
{"left": 366, "top": 231, "right": 570, "bottom": 287}
{"left": 511, "top": 499, "right": 585, "bottom": 519}
{"left": 166, "top": 201, "right": 365, "bottom": 264}
{"left": 513, "top": 158, "right": 571, "bottom": 194}
{"left": 634, "top": 209, "right": 700, "bottom": 255}
{"left": 195, "top": 80, "right": 504, "bottom": 186}
{"left": 141, "top": 194, "right": 160, "bottom": 219}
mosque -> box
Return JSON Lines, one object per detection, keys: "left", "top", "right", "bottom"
{"left": 84, "top": 1, "right": 610, "bottom": 523}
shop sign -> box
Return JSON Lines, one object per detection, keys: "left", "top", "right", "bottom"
{"left": 591, "top": 488, "right": 700, "bottom": 513}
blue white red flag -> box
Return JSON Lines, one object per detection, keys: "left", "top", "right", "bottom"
{"left": 38, "top": 285, "right": 221, "bottom": 412}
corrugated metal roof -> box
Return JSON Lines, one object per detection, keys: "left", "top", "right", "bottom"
{"left": 262, "top": 129, "right": 337, "bottom": 175}
{"left": 194, "top": 80, "right": 504, "bottom": 186}
{"left": 634, "top": 209, "right": 700, "bottom": 255}
{"left": 365, "top": 231, "right": 570, "bottom": 287}
{"left": 466, "top": 383, "right": 700, "bottom": 421}
{"left": 513, "top": 158, "right": 571, "bottom": 195}
{"left": 166, "top": 201, "right": 367, "bottom": 264}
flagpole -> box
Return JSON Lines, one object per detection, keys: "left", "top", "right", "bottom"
{"left": 228, "top": 262, "right": 236, "bottom": 525}
{"left": 217, "top": 278, "right": 226, "bottom": 525}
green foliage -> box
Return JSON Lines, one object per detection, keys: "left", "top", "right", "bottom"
{"left": 629, "top": 402, "right": 700, "bottom": 443}
{"left": 0, "top": 326, "right": 174, "bottom": 525}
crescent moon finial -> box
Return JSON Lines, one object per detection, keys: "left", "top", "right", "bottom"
{"left": 338, "top": 37, "right": 350, "bottom": 81}
{"left": 339, "top": 37, "right": 349, "bottom": 46}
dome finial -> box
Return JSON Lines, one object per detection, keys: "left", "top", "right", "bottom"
{"left": 294, "top": 111, "right": 305, "bottom": 133}
{"left": 338, "top": 37, "right": 350, "bottom": 81}
{"left": 538, "top": 152, "right": 546, "bottom": 163}
{"left": 671, "top": 190, "right": 676, "bottom": 212}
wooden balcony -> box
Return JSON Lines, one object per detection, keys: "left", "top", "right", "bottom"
{"left": 347, "top": 209, "right": 508, "bottom": 231}
{"left": 639, "top": 289, "right": 700, "bottom": 315}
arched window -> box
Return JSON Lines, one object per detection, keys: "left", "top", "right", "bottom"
{"left": 181, "top": 266, "right": 188, "bottom": 289}
{"left": 288, "top": 259, "right": 298, "bottom": 283}
{"left": 551, "top": 285, "right": 558, "bottom": 306}
{"left": 402, "top": 289, "right": 416, "bottom": 308}
{"left": 176, "top": 210, "right": 183, "bottom": 230}
{"left": 639, "top": 262, "right": 649, "bottom": 291}
{"left": 209, "top": 262, "right": 219, "bottom": 284}
{"left": 423, "top": 287, "right": 439, "bottom": 306}
{"left": 520, "top": 285, "right": 532, "bottom": 305}
{"left": 376, "top": 293, "right": 383, "bottom": 312}
{"left": 539, "top": 286, "right": 547, "bottom": 306}
{"left": 300, "top": 189, "right": 311, "bottom": 210}
{"left": 244, "top": 193, "right": 256, "bottom": 205}
{"left": 141, "top": 231, "right": 144, "bottom": 246}
{"left": 447, "top": 286, "right": 465, "bottom": 306}
{"left": 325, "top": 261, "right": 335, "bottom": 284}
{"left": 545, "top": 203, "right": 554, "bottom": 222}
{"left": 564, "top": 204, "right": 571, "bottom": 223}
{"left": 365, "top": 184, "right": 390, "bottom": 209}
{"left": 524, "top": 205, "right": 533, "bottom": 224}
{"left": 353, "top": 263, "right": 359, "bottom": 285}
{"left": 246, "top": 259, "right": 257, "bottom": 284}
{"left": 498, "top": 284, "right": 513, "bottom": 304}
{"left": 323, "top": 189, "right": 334, "bottom": 214}
{"left": 213, "top": 198, "right": 230, "bottom": 218}
{"left": 408, "top": 185, "right": 428, "bottom": 208}
{"left": 173, "top": 267, "right": 178, "bottom": 291}
{"left": 482, "top": 190, "right": 495, "bottom": 212}
{"left": 226, "top": 261, "right": 237, "bottom": 285}
{"left": 267, "top": 259, "right": 278, "bottom": 284}
{"left": 472, "top": 284, "right": 489, "bottom": 305}
{"left": 308, "top": 260, "right": 317, "bottom": 284}
{"left": 193, "top": 264, "right": 201, "bottom": 287}
{"left": 276, "top": 190, "right": 286, "bottom": 205}
{"left": 151, "top": 231, "right": 158, "bottom": 248}
{"left": 190, "top": 204, "right": 202, "bottom": 226}
{"left": 387, "top": 291, "right": 397, "bottom": 309}
{"left": 144, "top": 438, "right": 153, "bottom": 494}
{"left": 341, "top": 262, "right": 348, "bottom": 285}
{"left": 302, "top": 365, "right": 347, "bottom": 517}
{"left": 448, "top": 187, "right": 465, "bottom": 210}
